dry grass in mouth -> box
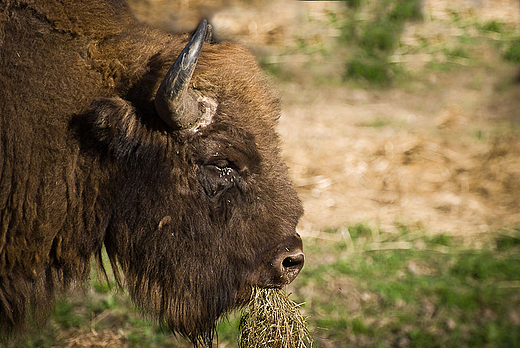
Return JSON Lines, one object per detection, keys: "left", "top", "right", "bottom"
{"left": 238, "top": 287, "right": 312, "bottom": 348}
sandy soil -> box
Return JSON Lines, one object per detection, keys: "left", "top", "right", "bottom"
{"left": 277, "top": 0, "right": 520, "bottom": 239}
{"left": 279, "top": 70, "right": 520, "bottom": 239}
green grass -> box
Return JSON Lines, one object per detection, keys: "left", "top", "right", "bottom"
{"left": 342, "top": 0, "right": 423, "bottom": 85}
{"left": 358, "top": 116, "right": 397, "bottom": 129}
{"left": 504, "top": 39, "right": 520, "bottom": 63}
{"left": 479, "top": 20, "right": 506, "bottom": 34}
{"left": 343, "top": 0, "right": 362, "bottom": 9}
{"left": 259, "top": 0, "right": 520, "bottom": 88}
{"left": 291, "top": 226, "right": 520, "bottom": 348}
{"left": 346, "top": 56, "right": 395, "bottom": 85}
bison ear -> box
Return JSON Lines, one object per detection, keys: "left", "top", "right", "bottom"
{"left": 88, "top": 97, "right": 146, "bottom": 157}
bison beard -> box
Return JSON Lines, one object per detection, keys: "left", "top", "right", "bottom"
{"left": 0, "top": 1, "right": 304, "bottom": 347}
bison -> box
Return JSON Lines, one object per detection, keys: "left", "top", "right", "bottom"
{"left": 0, "top": 1, "right": 304, "bottom": 346}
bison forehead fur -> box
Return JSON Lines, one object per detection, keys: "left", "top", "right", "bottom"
{"left": 0, "top": 0, "right": 304, "bottom": 345}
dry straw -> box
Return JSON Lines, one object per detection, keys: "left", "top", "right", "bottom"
{"left": 238, "top": 287, "right": 312, "bottom": 348}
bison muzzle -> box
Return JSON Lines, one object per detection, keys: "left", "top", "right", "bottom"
{"left": 0, "top": 1, "right": 304, "bottom": 346}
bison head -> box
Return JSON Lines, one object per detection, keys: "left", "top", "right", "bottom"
{"left": 86, "top": 20, "right": 304, "bottom": 346}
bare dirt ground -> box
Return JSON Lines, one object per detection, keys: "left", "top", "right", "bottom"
{"left": 281, "top": 61, "right": 520, "bottom": 239}
{"left": 278, "top": 0, "right": 520, "bottom": 239}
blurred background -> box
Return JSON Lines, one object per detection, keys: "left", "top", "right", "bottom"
{"left": 15, "top": 0, "right": 520, "bottom": 347}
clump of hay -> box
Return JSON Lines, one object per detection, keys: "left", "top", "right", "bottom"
{"left": 238, "top": 287, "right": 312, "bottom": 348}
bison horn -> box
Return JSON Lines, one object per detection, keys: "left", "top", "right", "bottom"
{"left": 154, "top": 19, "right": 211, "bottom": 129}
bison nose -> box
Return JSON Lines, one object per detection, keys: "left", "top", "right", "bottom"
{"left": 278, "top": 250, "right": 305, "bottom": 284}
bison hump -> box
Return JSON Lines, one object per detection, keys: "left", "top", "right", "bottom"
{"left": 29, "top": 0, "right": 132, "bottom": 38}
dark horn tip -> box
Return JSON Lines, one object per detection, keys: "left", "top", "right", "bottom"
{"left": 195, "top": 19, "right": 212, "bottom": 43}
{"left": 195, "top": 19, "right": 208, "bottom": 39}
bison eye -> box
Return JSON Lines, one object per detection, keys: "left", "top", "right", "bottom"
{"left": 199, "top": 161, "right": 240, "bottom": 197}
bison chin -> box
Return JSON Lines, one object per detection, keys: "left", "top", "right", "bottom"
{"left": 109, "top": 251, "right": 250, "bottom": 347}
{"left": 107, "top": 233, "right": 303, "bottom": 347}
{"left": 118, "top": 272, "right": 238, "bottom": 346}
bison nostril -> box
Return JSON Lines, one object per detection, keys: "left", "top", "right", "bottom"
{"left": 282, "top": 254, "right": 304, "bottom": 270}
{"left": 280, "top": 252, "right": 304, "bottom": 284}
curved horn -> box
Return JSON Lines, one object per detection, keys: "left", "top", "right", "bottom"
{"left": 154, "top": 19, "right": 209, "bottom": 129}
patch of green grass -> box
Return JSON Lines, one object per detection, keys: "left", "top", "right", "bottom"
{"left": 358, "top": 116, "right": 394, "bottom": 128}
{"left": 504, "top": 39, "right": 520, "bottom": 63}
{"left": 258, "top": 60, "right": 283, "bottom": 78}
{"left": 390, "top": 0, "right": 423, "bottom": 22}
{"left": 346, "top": 56, "right": 394, "bottom": 84}
{"left": 426, "top": 233, "right": 452, "bottom": 246}
{"left": 53, "top": 299, "right": 85, "bottom": 329}
{"left": 496, "top": 231, "right": 520, "bottom": 251}
{"left": 340, "top": 0, "right": 362, "bottom": 9}
{"left": 123, "top": 318, "right": 176, "bottom": 348}
{"left": 480, "top": 20, "right": 506, "bottom": 33}
{"left": 291, "top": 224, "right": 520, "bottom": 347}
{"left": 361, "top": 21, "right": 400, "bottom": 55}
{"left": 445, "top": 46, "right": 470, "bottom": 59}
{"left": 449, "top": 9, "right": 462, "bottom": 23}
{"left": 342, "top": 0, "right": 422, "bottom": 85}
{"left": 426, "top": 60, "right": 457, "bottom": 73}
{"left": 217, "top": 313, "right": 241, "bottom": 343}
{"left": 92, "top": 279, "right": 113, "bottom": 294}
{"left": 14, "top": 335, "right": 56, "bottom": 348}
{"left": 348, "top": 223, "right": 374, "bottom": 238}
{"left": 259, "top": 0, "right": 520, "bottom": 89}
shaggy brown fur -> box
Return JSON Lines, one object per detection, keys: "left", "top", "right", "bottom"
{"left": 0, "top": 0, "right": 303, "bottom": 346}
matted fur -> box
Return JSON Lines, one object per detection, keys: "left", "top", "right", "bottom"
{"left": 0, "top": 0, "right": 303, "bottom": 346}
